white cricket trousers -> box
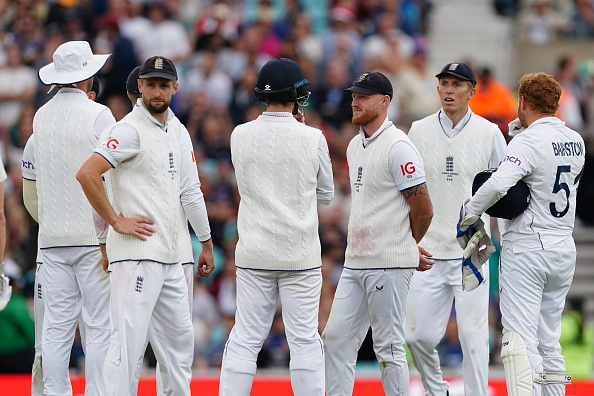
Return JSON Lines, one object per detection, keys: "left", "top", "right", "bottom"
{"left": 323, "top": 267, "right": 415, "bottom": 396}
{"left": 41, "top": 246, "right": 110, "bottom": 396}
{"left": 219, "top": 268, "right": 324, "bottom": 396}
{"left": 500, "top": 238, "right": 576, "bottom": 396}
{"left": 406, "top": 258, "right": 489, "bottom": 396}
{"left": 131, "top": 263, "right": 195, "bottom": 396}
{"left": 32, "top": 260, "right": 44, "bottom": 396}
{"left": 102, "top": 260, "right": 193, "bottom": 396}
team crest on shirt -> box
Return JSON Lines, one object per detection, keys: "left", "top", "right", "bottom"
{"left": 168, "top": 152, "right": 177, "bottom": 179}
{"left": 443, "top": 156, "right": 457, "bottom": 181}
{"left": 135, "top": 276, "right": 144, "bottom": 293}
{"left": 355, "top": 166, "right": 363, "bottom": 192}
{"left": 37, "top": 282, "right": 42, "bottom": 299}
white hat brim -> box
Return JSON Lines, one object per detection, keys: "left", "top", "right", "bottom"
{"left": 38, "top": 53, "right": 111, "bottom": 85}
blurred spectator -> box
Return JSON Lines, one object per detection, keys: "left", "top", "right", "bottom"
{"left": 134, "top": 1, "right": 191, "bottom": 63}
{"left": 218, "top": 24, "right": 271, "bottom": 82}
{"left": 571, "top": 0, "right": 594, "bottom": 39}
{"left": 60, "top": 7, "right": 89, "bottom": 42}
{"left": 192, "top": 277, "right": 221, "bottom": 369}
{"left": 228, "top": 65, "right": 261, "bottom": 125}
{"left": 313, "top": 58, "right": 353, "bottom": 129}
{"left": 105, "top": 93, "right": 131, "bottom": 121}
{"left": 320, "top": 4, "right": 363, "bottom": 83}
{"left": 469, "top": 66, "right": 517, "bottom": 139}
{"left": 206, "top": 314, "right": 235, "bottom": 368}
{"left": 396, "top": 48, "right": 441, "bottom": 129}
{"left": 517, "top": 0, "right": 571, "bottom": 44}
{"left": 194, "top": 2, "right": 240, "bottom": 52}
{"left": 93, "top": 13, "right": 138, "bottom": 100}
{"left": 0, "top": 42, "right": 37, "bottom": 136}
{"left": 362, "top": 10, "right": 415, "bottom": 70}
{"left": 399, "top": 0, "right": 433, "bottom": 37}
{"left": 185, "top": 50, "right": 233, "bottom": 112}
{"left": 117, "top": 0, "right": 151, "bottom": 58}
{"left": 555, "top": 54, "right": 587, "bottom": 134}
{"left": 211, "top": 256, "right": 237, "bottom": 318}
{"left": 288, "top": 12, "right": 323, "bottom": 67}
{"left": 9, "top": 11, "right": 45, "bottom": 67}
{"left": 5, "top": 101, "right": 35, "bottom": 169}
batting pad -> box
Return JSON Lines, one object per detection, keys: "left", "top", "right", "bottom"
{"left": 501, "top": 332, "right": 534, "bottom": 396}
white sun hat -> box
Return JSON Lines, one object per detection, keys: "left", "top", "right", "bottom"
{"left": 38, "top": 41, "right": 112, "bottom": 85}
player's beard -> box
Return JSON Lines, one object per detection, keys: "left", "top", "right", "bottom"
{"left": 144, "top": 97, "right": 170, "bottom": 114}
{"left": 352, "top": 106, "right": 380, "bottom": 127}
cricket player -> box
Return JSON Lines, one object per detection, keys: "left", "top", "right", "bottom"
{"left": 76, "top": 55, "right": 214, "bottom": 396}
{"left": 218, "top": 57, "right": 334, "bottom": 396}
{"left": 124, "top": 65, "right": 198, "bottom": 395}
{"left": 458, "top": 72, "right": 585, "bottom": 396}
{"left": 26, "top": 67, "right": 111, "bottom": 396}
{"left": 21, "top": 40, "right": 114, "bottom": 395}
{"left": 323, "top": 71, "right": 434, "bottom": 396}
{"left": 405, "top": 62, "right": 507, "bottom": 396}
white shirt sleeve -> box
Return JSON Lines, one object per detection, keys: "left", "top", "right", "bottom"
{"left": 95, "top": 124, "right": 140, "bottom": 167}
{"left": 317, "top": 133, "right": 334, "bottom": 205}
{"left": 490, "top": 130, "right": 508, "bottom": 169}
{"left": 21, "top": 134, "right": 36, "bottom": 180}
{"left": 178, "top": 126, "right": 211, "bottom": 242}
{"left": 466, "top": 133, "right": 536, "bottom": 215}
{"left": 388, "top": 141, "right": 426, "bottom": 191}
{"left": 93, "top": 109, "right": 117, "bottom": 140}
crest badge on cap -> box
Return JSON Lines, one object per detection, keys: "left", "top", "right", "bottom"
{"left": 355, "top": 73, "right": 369, "bottom": 84}
{"left": 448, "top": 63, "right": 459, "bottom": 71}
{"left": 155, "top": 58, "right": 164, "bottom": 70}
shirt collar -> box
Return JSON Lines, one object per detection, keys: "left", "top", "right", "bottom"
{"left": 528, "top": 116, "right": 564, "bottom": 129}
{"left": 438, "top": 107, "right": 472, "bottom": 137}
{"left": 137, "top": 98, "right": 174, "bottom": 130}
{"left": 261, "top": 111, "right": 295, "bottom": 119}
{"left": 359, "top": 116, "right": 393, "bottom": 148}
{"left": 57, "top": 87, "right": 87, "bottom": 95}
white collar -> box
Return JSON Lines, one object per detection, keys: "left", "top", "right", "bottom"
{"left": 137, "top": 98, "right": 174, "bottom": 130}
{"left": 359, "top": 116, "right": 393, "bottom": 148}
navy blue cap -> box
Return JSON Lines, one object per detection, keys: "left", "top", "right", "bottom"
{"left": 436, "top": 62, "right": 476, "bottom": 85}
{"left": 139, "top": 56, "right": 177, "bottom": 81}
{"left": 344, "top": 72, "right": 393, "bottom": 100}
{"left": 126, "top": 66, "right": 141, "bottom": 93}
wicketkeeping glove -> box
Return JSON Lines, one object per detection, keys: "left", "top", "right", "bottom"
{"left": 456, "top": 198, "right": 482, "bottom": 250}
{"left": 0, "top": 265, "right": 12, "bottom": 311}
{"left": 461, "top": 228, "right": 496, "bottom": 291}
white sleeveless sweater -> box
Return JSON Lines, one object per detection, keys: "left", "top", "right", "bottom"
{"left": 33, "top": 89, "right": 105, "bottom": 248}
{"left": 345, "top": 125, "right": 419, "bottom": 269}
{"left": 231, "top": 113, "right": 322, "bottom": 271}
{"left": 408, "top": 112, "right": 498, "bottom": 259}
{"left": 104, "top": 106, "right": 183, "bottom": 264}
